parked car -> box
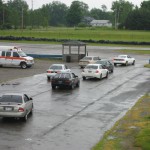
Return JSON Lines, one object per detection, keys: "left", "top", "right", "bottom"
{"left": 113, "top": 55, "right": 135, "bottom": 66}
{"left": 81, "top": 64, "right": 109, "bottom": 80}
{"left": 79, "top": 56, "right": 100, "bottom": 68}
{"left": 96, "top": 59, "right": 114, "bottom": 73}
{"left": 46, "top": 64, "right": 71, "bottom": 80}
{"left": 51, "top": 72, "right": 80, "bottom": 89}
{"left": 0, "top": 93, "right": 33, "bottom": 121}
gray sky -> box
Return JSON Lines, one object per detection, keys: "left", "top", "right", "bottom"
{"left": 3, "top": 0, "right": 147, "bottom": 10}
{"left": 25, "top": 0, "right": 145, "bottom": 10}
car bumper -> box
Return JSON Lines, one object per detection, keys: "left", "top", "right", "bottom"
{"left": 0, "top": 112, "right": 26, "bottom": 118}
{"left": 82, "top": 72, "right": 100, "bottom": 79}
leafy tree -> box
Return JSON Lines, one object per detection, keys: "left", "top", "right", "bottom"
{"left": 111, "top": 0, "right": 134, "bottom": 29}
{"left": 49, "top": 1, "right": 68, "bottom": 26}
{"left": 141, "top": 0, "right": 150, "bottom": 10}
{"left": 90, "top": 8, "right": 112, "bottom": 20}
{"left": 7, "top": 0, "right": 28, "bottom": 28}
{"left": 66, "top": 1, "right": 89, "bottom": 26}
{"left": 125, "top": 6, "right": 150, "bottom": 30}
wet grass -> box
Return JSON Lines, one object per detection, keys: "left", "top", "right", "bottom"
{"left": 115, "top": 50, "right": 150, "bottom": 55}
{"left": 92, "top": 94, "right": 150, "bottom": 150}
{"left": 0, "top": 27, "right": 150, "bottom": 42}
{"left": 144, "top": 64, "right": 150, "bottom": 68}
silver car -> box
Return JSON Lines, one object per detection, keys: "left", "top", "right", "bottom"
{"left": 0, "top": 93, "right": 33, "bottom": 121}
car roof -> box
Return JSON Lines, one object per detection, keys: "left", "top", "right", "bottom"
{"left": 51, "top": 64, "right": 65, "bottom": 66}
{"left": 87, "top": 64, "right": 102, "bottom": 66}
{"left": 2, "top": 93, "right": 24, "bottom": 96}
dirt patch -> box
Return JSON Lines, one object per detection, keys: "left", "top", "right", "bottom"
{"left": 0, "top": 59, "right": 77, "bottom": 83}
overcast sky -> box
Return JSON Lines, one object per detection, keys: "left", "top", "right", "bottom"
{"left": 3, "top": 0, "right": 144, "bottom": 10}
{"left": 22, "top": 0, "right": 145, "bottom": 10}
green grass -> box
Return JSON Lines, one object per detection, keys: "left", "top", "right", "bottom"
{"left": 144, "top": 64, "right": 150, "bottom": 68}
{"left": 0, "top": 27, "right": 150, "bottom": 42}
{"left": 115, "top": 50, "right": 150, "bottom": 55}
{"left": 92, "top": 94, "right": 150, "bottom": 150}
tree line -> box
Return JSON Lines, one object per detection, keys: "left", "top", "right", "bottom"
{"left": 0, "top": 0, "right": 149, "bottom": 30}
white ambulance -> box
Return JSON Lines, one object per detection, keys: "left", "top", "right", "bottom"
{"left": 0, "top": 46, "right": 34, "bottom": 69}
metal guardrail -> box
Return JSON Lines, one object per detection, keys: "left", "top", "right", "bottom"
{"left": 27, "top": 54, "right": 62, "bottom": 59}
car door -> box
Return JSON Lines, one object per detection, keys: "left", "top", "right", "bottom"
{"left": 127, "top": 55, "right": 133, "bottom": 64}
{"left": 0, "top": 51, "right": 6, "bottom": 65}
{"left": 11, "top": 52, "right": 20, "bottom": 66}
{"left": 24, "top": 94, "right": 32, "bottom": 114}
{"left": 5, "top": 51, "right": 12, "bottom": 65}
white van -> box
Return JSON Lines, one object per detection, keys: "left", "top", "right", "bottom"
{"left": 0, "top": 46, "right": 34, "bottom": 69}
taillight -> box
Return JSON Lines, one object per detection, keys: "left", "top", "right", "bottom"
{"left": 65, "top": 80, "right": 71, "bottom": 84}
{"left": 47, "top": 71, "right": 51, "bottom": 73}
{"left": 18, "top": 107, "right": 24, "bottom": 112}
{"left": 95, "top": 70, "right": 99, "bottom": 73}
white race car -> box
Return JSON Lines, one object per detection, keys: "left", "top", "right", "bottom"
{"left": 113, "top": 55, "right": 135, "bottom": 66}
{"left": 81, "top": 64, "right": 109, "bottom": 80}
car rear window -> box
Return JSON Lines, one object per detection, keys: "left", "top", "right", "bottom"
{"left": 82, "top": 57, "right": 92, "bottom": 60}
{"left": 0, "top": 95, "right": 22, "bottom": 103}
{"left": 54, "top": 73, "right": 70, "bottom": 79}
{"left": 96, "top": 61, "right": 106, "bottom": 65}
{"left": 86, "top": 65, "right": 98, "bottom": 69}
{"left": 50, "top": 65, "right": 62, "bottom": 70}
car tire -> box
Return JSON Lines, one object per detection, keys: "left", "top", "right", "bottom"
{"left": 52, "top": 85, "right": 56, "bottom": 90}
{"left": 30, "top": 104, "right": 33, "bottom": 115}
{"left": 114, "top": 63, "right": 117, "bottom": 66}
{"left": 47, "top": 76, "right": 50, "bottom": 80}
{"left": 83, "top": 76, "right": 86, "bottom": 80}
{"left": 99, "top": 74, "right": 102, "bottom": 80}
{"left": 76, "top": 82, "right": 80, "bottom": 87}
{"left": 111, "top": 69, "right": 114, "bottom": 73}
{"left": 21, "top": 113, "right": 28, "bottom": 122}
{"left": 20, "top": 62, "right": 27, "bottom": 69}
{"left": 106, "top": 72, "right": 108, "bottom": 78}
{"left": 125, "top": 61, "right": 128, "bottom": 66}
{"left": 132, "top": 60, "right": 135, "bottom": 65}
{"left": 70, "top": 84, "right": 74, "bottom": 90}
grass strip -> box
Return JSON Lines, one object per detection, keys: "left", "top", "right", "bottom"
{"left": 92, "top": 94, "right": 150, "bottom": 150}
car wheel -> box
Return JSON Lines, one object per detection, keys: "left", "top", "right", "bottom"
{"left": 52, "top": 85, "right": 56, "bottom": 89}
{"left": 83, "top": 76, "right": 86, "bottom": 80}
{"left": 30, "top": 104, "right": 33, "bottom": 115}
{"left": 99, "top": 74, "right": 102, "bottom": 80}
{"left": 21, "top": 113, "right": 28, "bottom": 122}
{"left": 70, "top": 84, "right": 74, "bottom": 90}
{"left": 20, "top": 62, "right": 27, "bottom": 69}
{"left": 76, "top": 81, "right": 80, "bottom": 87}
{"left": 125, "top": 61, "right": 128, "bottom": 66}
{"left": 111, "top": 69, "right": 114, "bottom": 73}
{"left": 106, "top": 72, "right": 108, "bottom": 78}
{"left": 114, "top": 63, "right": 117, "bottom": 66}
{"left": 132, "top": 60, "right": 135, "bottom": 65}
{"left": 47, "top": 76, "right": 50, "bottom": 80}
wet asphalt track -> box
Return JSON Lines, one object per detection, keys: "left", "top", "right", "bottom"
{"left": 0, "top": 43, "right": 150, "bottom": 150}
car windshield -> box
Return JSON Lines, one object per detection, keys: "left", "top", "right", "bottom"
{"left": 17, "top": 51, "right": 27, "bottom": 57}
{"left": 118, "top": 55, "right": 126, "bottom": 58}
{"left": 50, "top": 65, "right": 62, "bottom": 70}
{"left": 82, "top": 57, "right": 92, "bottom": 60}
{"left": 0, "top": 95, "right": 22, "bottom": 103}
{"left": 54, "top": 73, "right": 70, "bottom": 79}
{"left": 85, "top": 65, "right": 98, "bottom": 69}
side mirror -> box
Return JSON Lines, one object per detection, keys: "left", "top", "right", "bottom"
{"left": 29, "top": 97, "right": 33, "bottom": 100}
